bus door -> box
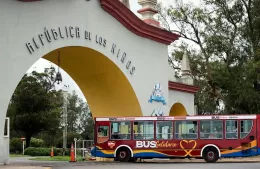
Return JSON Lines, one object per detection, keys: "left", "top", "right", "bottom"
{"left": 240, "top": 119, "right": 257, "bottom": 156}
{"left": 96, "top": 122, "right": 110, "bottom": 144}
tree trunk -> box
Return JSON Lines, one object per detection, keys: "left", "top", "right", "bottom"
{"left": 25, "top": 133, "right": 32, "bottom": 148}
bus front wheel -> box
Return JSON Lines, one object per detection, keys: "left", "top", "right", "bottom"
{"left": 116, "top": 148, "right": 131, "bottom": 162}
{"left": 202, "top": 147, "right": 219, "bottom": 163}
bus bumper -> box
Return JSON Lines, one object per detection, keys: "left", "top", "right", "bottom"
{"left": 90, "top": 146, "right": 97, "bottom": 157}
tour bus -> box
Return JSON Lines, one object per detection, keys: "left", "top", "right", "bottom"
{"left": 90, "top": 115, "right": 260, "bottom": 163}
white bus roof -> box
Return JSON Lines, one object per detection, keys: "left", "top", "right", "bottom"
{"left": 95, "top": 115, "right": 257, "bottom": 121}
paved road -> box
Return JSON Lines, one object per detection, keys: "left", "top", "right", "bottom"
{"left": 52, "top": 162, "right": 260, "bottom": 169}
{"left": 1, "top": 161, "right": 260, "bottom": 169}
{"left": 1, "top": 157, "right": 259, "bottom": 169}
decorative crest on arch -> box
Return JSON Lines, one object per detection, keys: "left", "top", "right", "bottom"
{"left": 100, "top": 0, "right": 180, "bottom": 45}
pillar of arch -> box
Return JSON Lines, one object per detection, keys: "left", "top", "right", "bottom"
{"left": 0, "top": 0, "right": 180, "bottom": 164}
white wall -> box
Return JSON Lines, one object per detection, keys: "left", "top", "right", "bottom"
{"left": 0, "top": 0, "right": 169, "bottom": 161}
{"left": 168, "top": 90, "right": 195, "bottom": 116}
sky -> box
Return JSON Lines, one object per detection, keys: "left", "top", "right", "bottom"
{"left": 27, "top": 0, "right": 200, "bottom": 102}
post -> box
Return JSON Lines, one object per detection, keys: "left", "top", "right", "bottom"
{"left": 62, "top": 88, "right": 68, "bottom": 156}
{"left": 74, "top": 138, "right": 77, "bottom": 160}
{"left": 82, "top": 140, "right": 84, "bottom": 158}
{"left": 4, "top": 118, "right": 10, "bottom": 165}
{"left": 22, "top": 141, "right": 24, "bottom": 155}
{"left": 21, "top": 137, "right": 26, "bottom": 155}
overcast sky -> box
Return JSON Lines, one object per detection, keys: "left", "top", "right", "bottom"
{"left": 27, "top": 0, "right": 200, "bottom": 102}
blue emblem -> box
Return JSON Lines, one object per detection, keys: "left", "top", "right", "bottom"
{"left": 148, "top": 83, "right": 166, "bottom": 105}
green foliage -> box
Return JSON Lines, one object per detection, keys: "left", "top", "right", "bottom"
{"left": 67, "top": 91, "right": 82, "bottom": 133}
{"left": 56, "top": 132, "right": 82, "bottom": 148}
{"left": 38, "top": 130, "right": 63, "bottom": 148}
{"left": 24, "top": 147, "right": 82, "bottom": 156}
{"left": 7, "top": 66, "right": 63, "bottom": 147}
{"left": 10, "top": 138, "right": 23, "bottom": 153}
{"left": 80, "top": 113, "right": 94, "bottom": 140}
{"left": 30, "top": 137, "right": 45, "bottom": 147}
{"left": 7, "top": 65, "right": 94, "bottom": 149}
{"left": 24, "top": 147, "right": 69, "bottom": 156}
{"left": 157, "top": 0, "right": 260, "bottom": 114}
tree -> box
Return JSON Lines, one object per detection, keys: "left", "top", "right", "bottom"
{"left": 157, "top": 0, "right": 260, "bottom": 114}
{"left": 80, "top": 111, "right": 94, "bottom": 140}
{"left": 65, "top": 90, "right": 94, "bottom": 140}
{"left": 7, "top": 67, "right": 63, "bottom": 147}
{"left": 66, "top": 91, "right": 82, "bottom": 133}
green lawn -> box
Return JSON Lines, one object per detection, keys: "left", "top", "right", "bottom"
{"left": 30, "top": 156, "right": 85, "bottom": 161}
{"left": 10, "top": 154, "right": 30, "bottom": 158}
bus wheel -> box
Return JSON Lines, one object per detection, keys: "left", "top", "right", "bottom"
{"left": 116, "top": 148, "right": 130, "bottom": 162}
{"left": 203, "top": 147, "right": 219, "bottom": 163}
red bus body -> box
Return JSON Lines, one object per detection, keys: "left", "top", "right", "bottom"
{"left": 91, "top": 115, "right": 260, "bottom": 162}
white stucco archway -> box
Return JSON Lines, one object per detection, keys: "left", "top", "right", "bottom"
{"left": 0, "top": 0, "right": 180, "bottom": 164}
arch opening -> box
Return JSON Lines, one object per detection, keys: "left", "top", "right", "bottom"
{"left": 43, "top": 46, "right": 142, "bottom": 117}
{"left": 169, "top": 102, "right": 187, "bottom": 116}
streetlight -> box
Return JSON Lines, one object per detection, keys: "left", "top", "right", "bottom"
{"left": 62, "top": 85, "right": 69, "bottom": 156}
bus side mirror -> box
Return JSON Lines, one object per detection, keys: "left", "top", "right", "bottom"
{"left": 249, "top": 135, "right": 254, "bottom": 141}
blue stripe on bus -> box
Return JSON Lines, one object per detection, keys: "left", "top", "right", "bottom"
{"left": 91, "top": 146, "right": 260, "bottom": 158}
{"left": 134, "top": 152, "right": 169, "bottom": 158}
{"left": 221, "top": 147, "right": 258, "bottom": 157}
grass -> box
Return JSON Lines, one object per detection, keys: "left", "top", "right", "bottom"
{"left": 10, "top": 154, "right": 30, "bottom": 157}
{"left": 30, "top": 155, "right": 85, "bottom": 161}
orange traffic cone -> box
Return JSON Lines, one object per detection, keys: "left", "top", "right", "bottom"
{"left": 69, "top": 143, "right": 76, "bottom": 162}
{"left": 50, "top": 147, "right": 54, "bottom": 157}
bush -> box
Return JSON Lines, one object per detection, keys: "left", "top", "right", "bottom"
{"left": 24, "top": 147, "right": 73, "bottom": 156}
{"left": 30, "top": 137, "right": 44, "bottom": 147}
{"left": 24, "top": 147, "right": 50, "bottom": 156}
{"left": 10, "top": 138, "right": 23, "bottom": 153}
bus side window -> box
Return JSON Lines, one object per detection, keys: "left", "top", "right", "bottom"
{"left": 156, "top": 121, "right": 173, "bottom": 140}
{"left": 134, "top": 121, "right": 154, "bottom": 140}
{"left": 226, "top": 120, "right": 238, "bottom": 139}
{"left": 240, "top": 120, "right": 253, "bottom": 139}
{"left": 200, "top": 120, "right": 223, "bottom": 139}
{"left": 175, "top": 120, "right": 198, "bottom": 139}
{"left": 111, "top": 121, "right": 131, "bottom": 140}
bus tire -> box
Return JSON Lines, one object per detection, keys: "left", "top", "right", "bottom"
{"left": 202, "top": 147, "right": 219, "bottom": 163}
{"left": 116, "top": 148, "right": 131, "bottom": 162}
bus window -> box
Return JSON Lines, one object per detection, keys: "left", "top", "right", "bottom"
{"left": 156, "top": 121, "right": 173, "bottom": 140}
{"left": 200, "top": 120, "right": 223, "bottom": 139}
{"left": 240, "top": 120, "right": 253, "bottom": 139}
{"left": 111, "top": 121, "right": 131, "bottom": 140}
{"left": 175, "top": 120, "right": 198, "bottom": 139}
{"left": 97, "top": 126, "right": 109, "bottom": 143}
{"left": 134, "top": 121, "right": 154, "bottom": 140}
{"left": 225, "top": 120, "right": 238, "bottom": 139}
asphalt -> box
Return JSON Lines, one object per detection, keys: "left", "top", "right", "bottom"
{"left": 0, "top": 157, "right": 259, "bottom": 169}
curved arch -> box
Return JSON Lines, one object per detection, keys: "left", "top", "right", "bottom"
{"left": 169, "top": 102, "right": 187, "bottom": 116}
{"left": 43, "top": 46, "right": 142, "bottom": 117}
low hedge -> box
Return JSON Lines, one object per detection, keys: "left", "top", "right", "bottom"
{"left": 24, "top": 147, "right": 82, "bottom": 156}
